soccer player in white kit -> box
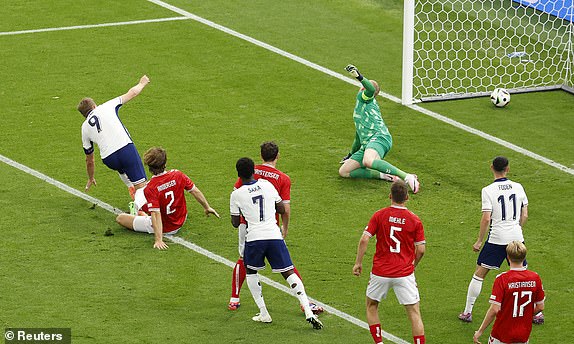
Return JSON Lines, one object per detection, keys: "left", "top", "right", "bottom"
{"left": 229, "top": 157, "right": 323, "bottom": 330}
{"left": 458, "top": 157, "right": 542, "bottom": 324}
{"left": 77, "top": 75, "right": 150, "bottom": 197}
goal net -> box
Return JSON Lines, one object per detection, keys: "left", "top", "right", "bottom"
{"left": 402, "top": 0, "right": 574, "bottom": 104}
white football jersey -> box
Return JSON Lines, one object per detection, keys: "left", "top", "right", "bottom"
{"left": 230, "top": 179, "right": 283, "bottom": 242}
{"left": 482, "top": 178, "right": 528, "bottom": 245}
{"left": 81, "top": 97, "right": 133, "bottom": 159}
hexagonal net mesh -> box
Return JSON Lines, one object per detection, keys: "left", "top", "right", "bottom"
{"left": 409, "top": 0, "right": 573, "bottom": 102}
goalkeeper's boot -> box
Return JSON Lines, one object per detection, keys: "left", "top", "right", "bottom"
{"left": 532, "top": 312, "right": 544, "bottom": 324}
{"left": 252, "top": 313, "right": 272, "bottom": 323}
{"left": 458, "top": 312, "right": 472, "bottom": 323}
{"left": 404, "top": 174, "right": 420, "bottom": 194}
{"left": 306, "top": 315, "right": 323, "bottom": 330}
{"left": 381, "top": 174, "right": 400, "bottom": 182}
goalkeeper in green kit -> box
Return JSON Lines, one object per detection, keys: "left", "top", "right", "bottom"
{"left": 338, "top": 64, "right": 420, "bottom": 193}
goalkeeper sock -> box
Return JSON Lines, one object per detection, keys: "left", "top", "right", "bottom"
{"left": 371, "top": 159, "right": 407, "bottom": 179}
{"left": 464, "top": 275, "right": 484, "bottom": 314}
{"left": 350, "top": 168, "right": 389, "bottom": 180}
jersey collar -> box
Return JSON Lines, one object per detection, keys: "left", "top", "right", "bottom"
{"left": 151, "top": 171, "right": 168, "bottom": 178}
{"left": 494, "top": 177, "right": 508, "bottom": 182}
{"left": 242, "top": 179, "right": 257, "bottom": 185}
{"left": 391, "top": 205, "right": 407, "bottom": 209}
{"left": 510, "top": 267, "right": 527, "bottom": 271}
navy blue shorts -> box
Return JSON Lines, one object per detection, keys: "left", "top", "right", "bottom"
{"left": 244, "top": 239, "right": 294, "bottom": 273}
{"left": 102, "top": 143, "right": 146, "bottom": 185}
{"left": 478, "top": 241, "right": 527, "bottom": 269}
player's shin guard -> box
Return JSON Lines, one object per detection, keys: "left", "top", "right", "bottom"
{"left": 369, "top": 324, "right": 383, "bottom": 343}
{"left": 231, "top": 258, "right": 246, "bottom": 300}
{"left": 464, "top": 274, "right": 484, "bottom": 314}
{"left": 246, "top": 273, "right": 269, "bottom": 317}
{"left": 286, "top": 274, "right": 313, "bottom": 318}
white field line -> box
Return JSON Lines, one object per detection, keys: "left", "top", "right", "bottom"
{"left": 0, "top": 17, "right": 189, "bottom": 36}
{"left": 148, "top": 0, "right": 574, "bottom": 176}
{"left": 0, "top": 153, "right": 409, "bottom": 344}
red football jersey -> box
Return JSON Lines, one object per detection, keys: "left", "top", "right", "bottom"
{"left": 490, "top": 268, "right": 545, "bottom": 343}
{"left": 234, "top": 163, "right": 291, "bottom": 224}
{"left": 144, "top": 169, "right": 195, "bottom": 233}
{"left": 365, "top": 205, "right": 425, "bottom": 278}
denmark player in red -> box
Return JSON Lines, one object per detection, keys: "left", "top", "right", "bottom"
{"left": 353, "top": 180, "right": 426, "bottom": 344}
{"left": 116, "top": 147, "right": 219, "bottom": 249}
{"left": 473, "top": 241, "right": 545, "bottom": 344}
{"left": 228, "top": 141, "right": 322, "bottom": 314}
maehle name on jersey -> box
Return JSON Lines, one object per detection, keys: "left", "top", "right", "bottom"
{"left": 388, "top": 216, "right": 405, "bottom": 225}
{"left": 498, "top": 184, "right": 513, "bottom": 190}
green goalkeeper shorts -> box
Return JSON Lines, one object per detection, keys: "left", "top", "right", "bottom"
{"left": 351, "top": 137, "right": 392, "bottom": 164}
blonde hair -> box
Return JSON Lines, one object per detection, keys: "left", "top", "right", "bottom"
{"left": 506, "top": 241, "right": 527, "bottom": 263}
{"left": 77, "top": 98, "right": 96, "bottom": 117}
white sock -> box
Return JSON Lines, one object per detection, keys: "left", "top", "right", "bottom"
{"left": 464, "top": 274, "right": 484, "bottom": 314}
{"left": 246, "top": 274, "right": 269, "bottom": 317}
{"left": 118, "top": 173, "right": 133, "bottom": 188}
{"left": 286, "top": 274, "right": 313, "bottom": 318}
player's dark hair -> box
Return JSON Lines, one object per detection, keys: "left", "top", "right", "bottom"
{"left": 507, "top": 241, "right": 527, "bottom": 263}
{"left": 492, "top": 156, "right": 509, "bottom": 172}
{"left": 390, "top": 180, "right": 408, "bottom": 203}
{"left": 144, "top": 147, "right": 167, "bottom": 175}
{"left": 236, "top": 157, "right": 255, "bottom": 180}
{"left": 77, "top": 97, "right": 96, "bottom": 117}
{"left": 260, "top": 141, "right": 279, "bottom": 162}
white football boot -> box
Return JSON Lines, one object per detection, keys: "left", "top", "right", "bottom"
{"left": 404, "top": 174, "right": 420, "bottom": 194}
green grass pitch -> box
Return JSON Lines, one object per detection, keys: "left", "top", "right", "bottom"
{"left": 0, "top": 0, "right": 572, "bottom": 343}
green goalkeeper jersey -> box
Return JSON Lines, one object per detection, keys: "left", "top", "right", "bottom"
{"left": 353, "top": 90, "right": 392, "bottom": 148}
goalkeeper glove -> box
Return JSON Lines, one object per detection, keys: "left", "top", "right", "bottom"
{"left": 345, "top": 64, "right": 363, "bottom": 81}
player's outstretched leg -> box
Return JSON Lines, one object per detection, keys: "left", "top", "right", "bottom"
{"left": 362, "top": 149, "right": 419, "bottom": 193}
{"left": 292, "top": 266, "right": 324, "bottom": 315}
{"left": 283, "top": 271, "right": 323, "bottom": 329}
{"left": 246, "top": 272, "right": 272, "bottom": 323}
{"left": 229, "top": 258, "right": 246, "bottom": 310}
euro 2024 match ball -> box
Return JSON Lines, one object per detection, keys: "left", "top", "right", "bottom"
{"left": 490, "top": 88, "right": 511, "bottom": 108}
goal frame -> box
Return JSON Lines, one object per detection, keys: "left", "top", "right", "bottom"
{"left": 402, "top": 0, "right": 574, "bottom": 105}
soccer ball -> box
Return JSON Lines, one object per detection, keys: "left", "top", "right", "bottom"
{"left": 490, "top": 88, "right": 511, "bottom": 107}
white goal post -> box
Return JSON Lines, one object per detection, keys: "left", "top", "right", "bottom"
{"left": 402, "top": 0, "right": 574, "bottom": 104}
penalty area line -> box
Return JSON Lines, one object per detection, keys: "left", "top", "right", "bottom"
{"left": 0, "top": 17, "right": 189, "bottom": 36}
{"left": 0, "top": 153, "right": 409, "bottom": 344}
